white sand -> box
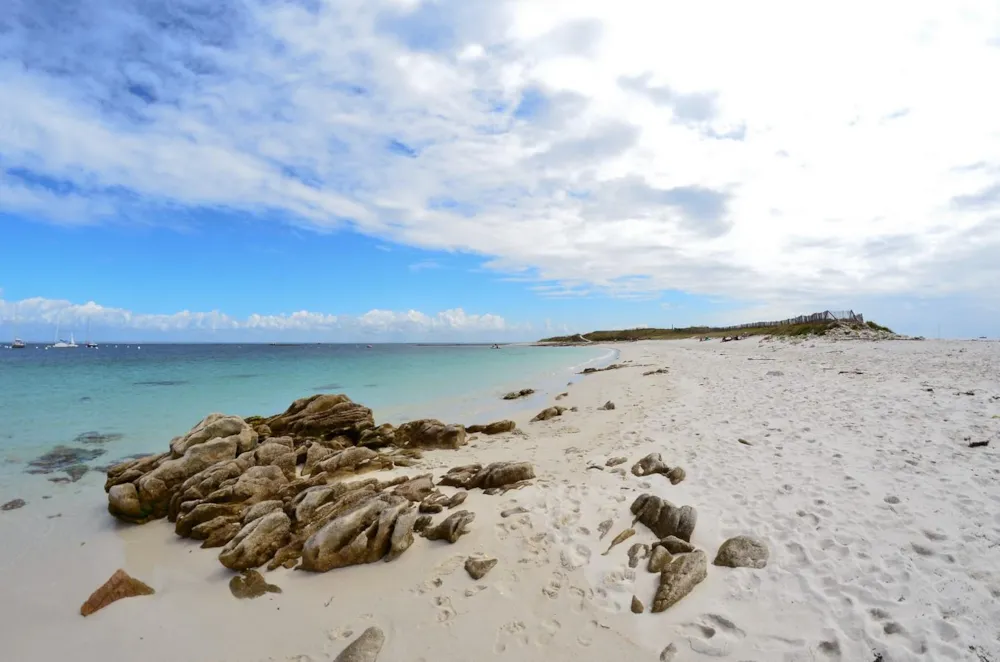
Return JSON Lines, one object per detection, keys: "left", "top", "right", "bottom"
{"left": 2, "top": 337, "right": 999, "bottom": 661}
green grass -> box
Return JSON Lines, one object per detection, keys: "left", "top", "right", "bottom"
{"left": 539, "top": 319, "right": 891, "bottom": 343}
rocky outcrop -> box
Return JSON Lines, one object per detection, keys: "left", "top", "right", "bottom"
{"left": 423, "top": 510, "right": 475, "bottom": 543}
{"left": 358, "top": 424, "right": 396, "bottom": 449}
{"left": 438, "top": 462, "right": 535, "bottom": 490}
{"left": 334, "top": 626, "right": 385, "bottom": 662}
{"left": 714, "top": 535, "right": 769, "bottom": 569}
{"left": 631, "top": 494, "right": 697, "bottom": 542}
{"left": 651, "top": 550, "right": 707, "bottom": 612}
{"left": 465, "top": 420, "right": 517, "bottom": 435}
{"left": 531, "top": 406, "right": 566, "bottom": 422}
{"left": 80, "top": 569, "right": 155, "bottom": 616}
{"left": 502, "top": 389, "right": 535, "bottom": 400}
{"left": 394, "top": 420, "right": 467, "bottom": 450}
{"left": 300, "top": 495, "right": 414, "bottom": 571}
{"left": 219, "top": 511, "right": 291, "bottom": 570}
{"left": 265, "top": 394, "right": 374, "bottom": 441}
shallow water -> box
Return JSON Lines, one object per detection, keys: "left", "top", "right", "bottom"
{"left": 0, "top": 342, "right": 612, "bottom": 486}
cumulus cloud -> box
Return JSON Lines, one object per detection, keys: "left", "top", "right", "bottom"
{"left": 2, "top": 0, "right": 1000, "bottom": 306}
{"left": 0, "top": 297, "right": 511, "bottom": 339}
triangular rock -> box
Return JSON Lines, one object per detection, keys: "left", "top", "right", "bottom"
{"left": 80, "top": 569, "right": 155, "bottom": 616}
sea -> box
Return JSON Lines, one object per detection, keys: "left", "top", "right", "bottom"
{"left": 0, "top": 342, "right": 614, "bottom": 487}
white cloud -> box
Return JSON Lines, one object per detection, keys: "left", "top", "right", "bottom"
{"left": 0, "top": 297, "right": 511, "bottom": 338}
{"left": 2, "top": 0, "right": 1000, "bottom": 307}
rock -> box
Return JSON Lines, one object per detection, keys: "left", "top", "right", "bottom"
{"left": 667, "top": 467, "right": 686, "bottom": 485}
{"left": 766, "top": 371, "right": 784, "bottom": 377}
{"left": 230, "top": 465, "right": 288, "bottom": 503}
{"left": 266, "top": 394, "right": 374, "bottom": 441}
{"left": 202, "top": 521, "right": 242, "bottom": 548}
{"left": 631, "top": 453, "right": 671, "bottom": 477}
{"left": 303, "top": 443, "right": 335, "bottom": 475}
{"left": 445, "top": 491, "right": 468, "bottom": 509}
{"left": 395, "top": 419, "right": 467, "bottom": 450}
{"left": 602, "top": 528, "right": 635, "bottom": 555}
{"left": 65, "top": 464, "right": 89, "bottom": 482}
{"left": 190, "top": 515, "right": 241, "bottom": 541}
{"left": 176, "top": 503, "right": 244, "bottom": 537}
{"left": 107, "top": 484, "right": 144, "bottom": 520}
{"left": 647, "top": 545, "right": 672, "bottom": 572}
{"left": 80, "top": 569, "right": 155, "bottom": 616}
{"left": 465, "top": 420, "right": 517, "bottom": 435}
{"left": 27, "top": 445, "right": 105, "bottom": 474}
{"left": 438, "top": 461, "right": 534, "bottom": 490}
{"left": 170, "top": 414, "right": 257, "bottom": 457}
{"left": 606, "top": 456, "right": 627, "bottom": 467}
{"left": 243, "top": 500, "right": 284, "bottom": 525}
{"left": 502, "top": 388, "right": 535, "bottom": 400}
{"left": 598, "top": 518, "right": 614, "bottom": 539}
{"left": 627, "top": 543, "right": 650, "bottom": 568}
{"left": 599, "top": 401, "right": 616, "bottom": 411}
{"left": 358, "top": 423, "right": 396, "bottom": 449}
{"left": 228, "top": 569, "right": 282, "bottom": 599}
{"left": 657, "top": 536, "right": 695, "bottom": 555}
{"left": 75, "top": 431, "right": 125, "bottom": 445}
{"left": 134, "top": 435, "right": 243, "bottom": 519}
{"left": 300, "top": 495, "right": 412, "bottom": 571}
{"left": 413, "top": 515, "right": 432, "bottom": 533}
{"left": 737, "top": 438, "right": 752, "bottom": 446}
{"left": 465, "top": 556, "right": 498, "bottom": 579}
{"left": 531, "top": 406, "right": 566, "bottom": 422}
{"left": 555, "top": 392, "right": 568, "bottom": 400}
{"left": 643, "top": 368, "right": 669, "bottom": 376}
{"left": 651, "top": 550, "right": 708, "bottom": 612}
{"left": 386, "top": 507, "right": 419, "bottom": 561}
{"left": 2, "top": 498, "right": 26, "bottom": 511}
{"left": 631, "top": 595, "right": 645, "bottom": 613}
{"left": 631, "top": 494, "right": 697, "bottom": 542}
{"left": 393, "top": 475, "right": 436, "bottom": 502}
{"left": 333, "top": 626, "right": 385, "bottom": 662}
{"left": 219, "top": 511, "right": 291, "bottom": 570}
{"left": 314, "top": 447, "right": 378, "bottom": 475}
{"left": 969, "top": 440, "right": 990, "bottom": 448}
{"left": 501, "top": 506, "right": 527, "bottom": 518}
{"left": 423, "top": 510, "right": 475, "bottom": 543}
{"left": 579, "top": 363, "right": 624, "bottom": 374}
{"left": 714, "top": 535, "right": 769, "bottom": 569}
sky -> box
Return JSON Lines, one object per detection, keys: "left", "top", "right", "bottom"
{"left": 2, "top": 0, "right": 1000, "bottom": 341}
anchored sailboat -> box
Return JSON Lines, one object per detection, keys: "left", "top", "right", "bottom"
{"left": 51, "top": 316, "right": 79, "bottom": 348}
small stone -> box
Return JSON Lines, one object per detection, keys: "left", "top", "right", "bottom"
{"left": 80, "top": 569, "right": 155, "bottom": 616}
{"left": 423, "top": 510, "right": 475, "bottom": 543}
{"left": 631, "top": 453, "right": 671, "bottom": 477}
{"left": 647, "top": 545, "right": 672, "bottom": 572}
{"left": 737, "top": 438, "right": 752, "bottom": 446}
{"left": 605, "top": 456, "right": 627, "bottom": 467}
{"left": 465, "top": 557, "right": 498, "bottom": 580}
{"left": 228, "top": 569, "right": 282, "bottom": 599}
{"left": 631, "top": 595, "right": 644, "bottom": 613}
{"left": 333, "top": 626, "right": 385, "bottom": 662}
{"left": 675, "top": 506, "right": 697, "bottom": 542}
{"left": 714, "top": 535, "right": 769, "bottom": 569}
{"left": 599, "top": 401, "right": 616, "bottom": 411}
{"left": 2, "top": 498, "right": 26, "bottom": 511}
{"left": 657, "top": 536, "right": 694, "bottom": 555}
{"left": 502, "top": 389, "right": 535, "bottom": 400}
{"left": 667, "top": 467, "right": 686, "bottom": 485}
{"left": 531, "top": 406, "right": 566, "bottom": 422}
{"left": 884, "top": 495, "right": 900, "bottom": 504}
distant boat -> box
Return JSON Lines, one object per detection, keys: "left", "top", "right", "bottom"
{"left": 85, "top": 320, "right": 98, "bottom": 348}
{"left": 12, "top": 338, "right": 26, "bottom": 349}
{"left": 53, "top": 333, "right": 79, "bottom": 349}
{"left": 366, "top": 344, "right": 373, "bottom": 349}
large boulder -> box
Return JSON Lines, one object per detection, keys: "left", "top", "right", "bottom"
{"left": 394, "top": 420, "right": 467, "bottom": 450}
{"left": 313, "top": 447, "right": 379, "bottom": 475}
{"left": 465, "top": 420, "right": 517, "bottom": 435}
{"left": 630, "top": 494, "right": 697, "bottom": 542}
{"left": 300, "top": 495, "right": 413, "bottom": 572}
{"left": 651, "top": 550, "right": 707, "bottom": 612}
{"left": 265, "top": 394, "right": 374, "bottom": 441}
{"left": 714, "top": 535, "right": 769, "bottom": 569}
{"left": 438, "top": 461, "right": 535, "bottom": 490}
{"left": 531, "top": 406, "right": 566, "bottom": 422}
{"left": 170, "top": 414, "right": 257, "bottom": 457}
{"left": 219, "top": 511, "right": 291, "bottom": 570}
{"left": 107, "top": 483, "right": 144, "bottom": 521}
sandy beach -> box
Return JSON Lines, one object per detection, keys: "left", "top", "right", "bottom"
{"left": 2, "top": 336, "right": 999, "bottom": 662}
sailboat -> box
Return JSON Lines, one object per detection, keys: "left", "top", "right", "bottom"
{"left": 85, "top": 320, "right": 98, "bottom": 349}
{"left": 10, "top": 308, "right": 25, "bottom": 348}
{"left": 51, "top": 316, "right": 79, "bottom": 348}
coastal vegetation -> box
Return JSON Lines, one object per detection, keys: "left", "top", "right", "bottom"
{"left": 540, "top": 319, "right": 895, "bottom": 343}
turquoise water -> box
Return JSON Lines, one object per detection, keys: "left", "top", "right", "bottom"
{"left": 0, "top": 343, "right": 613, "bottom": 483}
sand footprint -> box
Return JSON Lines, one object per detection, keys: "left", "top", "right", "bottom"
{"left": 543, "top": 571, "right": 566, "bottom": 599}
{"left": 681, "top": 613, "right": 747, "bottom": 657}
{"left": 494, "top": 620, "right": 529, "bottom": 654}
{"left": 536, "top": 618, "right": 562, "bottom": 646}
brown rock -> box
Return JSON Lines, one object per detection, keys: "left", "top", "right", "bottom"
{"left": 334, "top": 626, "right": 385, "bottom": 662}
{"left": 474, "top": 462, "right": 535, "bottom": 489}
{"left": 465, "top": 556, "right": 498, "bottom": 579}
{"left": 242, "top": 500, "right": 284, "bottom": 525}
{"left": 300, "top": 495, "right": 412, "bottom": 571}
{"left": 358, "top": 423, "right": 396, "bottom": 449}
{"left": 107, "top": 483, "right": 144, "bottom": 520}
{"left": 266, "top": 394, "right": 374, "bottom": 441}
{"left": 176, "top": 503, "right": 243, "bottom": 538}
{"left": 413, "top": 514, "right": 433, "bottom": 533}
{"left": 602, "top": 528, "right": 635, "bottom": 555}
{"left": 667, "top": 467, "right": 686, "bottom": 485}
{"left": 201, "top": 521, "right": 242, "bottom": 548}
{"left": 631, "top": 453, "right": 671, "bottom": 477}
{"left": 169, "top": 413, "right": 257, "bottom": 457}
{"left": 392, "top": 474, "right": 436, "bottom": 502}
{"left": 657, "top": 536, "right": 695, "bottom": 555}
{"left": 190, "top": 515, "right": 241, "bottom": 541}
{"left": 631, "top": 494, "right": 697, "bottom": 542}
{"left": 395, "top": 419, "right": 467, "bottom": 450}
{"left": 647, "top": 545, "right": 672, "bottom": 572}
{"left": 599, "top": 401, "right": 616, "bottom": 411}
{"left": 423, "top": 510, "right": 475, "bottom": 543}
{"left": 502, "top": 388, "right": 535, "bottom": 400}
{"left": 80, "top": 569, "right": 155, "bottom": 616}
{"left": 531, "top": 406, "right": 566, "bottom": 422}
{"left": 218, "top": 511, "right": 291, "bottom": 570}
{"left": 651, "top": 550, "right": 707, "bottom": 612}
{"left": 605, "top": 456, "right": 628, "bottom": 467}
{"left": 386, "top": 507, "right": 419, "bottom": 561}
{"left": 465, "top": 420, "right": 517, "bottom": 435}
{"left": 314, "top": 447, "right": 378, "bottom": 475}
{"left": 714, "top": 535, "right": 769, "bottom": 569}
{"left": 228, "top": 569, "right": 281, "bottom": 599}
{"left": 631, "top": 595, "right": 645, "bottom": 613}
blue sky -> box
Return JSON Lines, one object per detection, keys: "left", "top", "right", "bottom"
{"left": 2, "top": 0, "right": 1000, "bottom": 341}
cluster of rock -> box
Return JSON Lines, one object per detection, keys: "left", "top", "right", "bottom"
{"left": 579, "top": 363, "right": 625, "bottom": 374}
{"left": 101, "top": 394, "right": 531, "bottom": 575}
{"left": 502, "top": 388, "right": 535, "bottom": 400}
{"left": 631, "top": 453, "right": 685, "bottom": 485}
